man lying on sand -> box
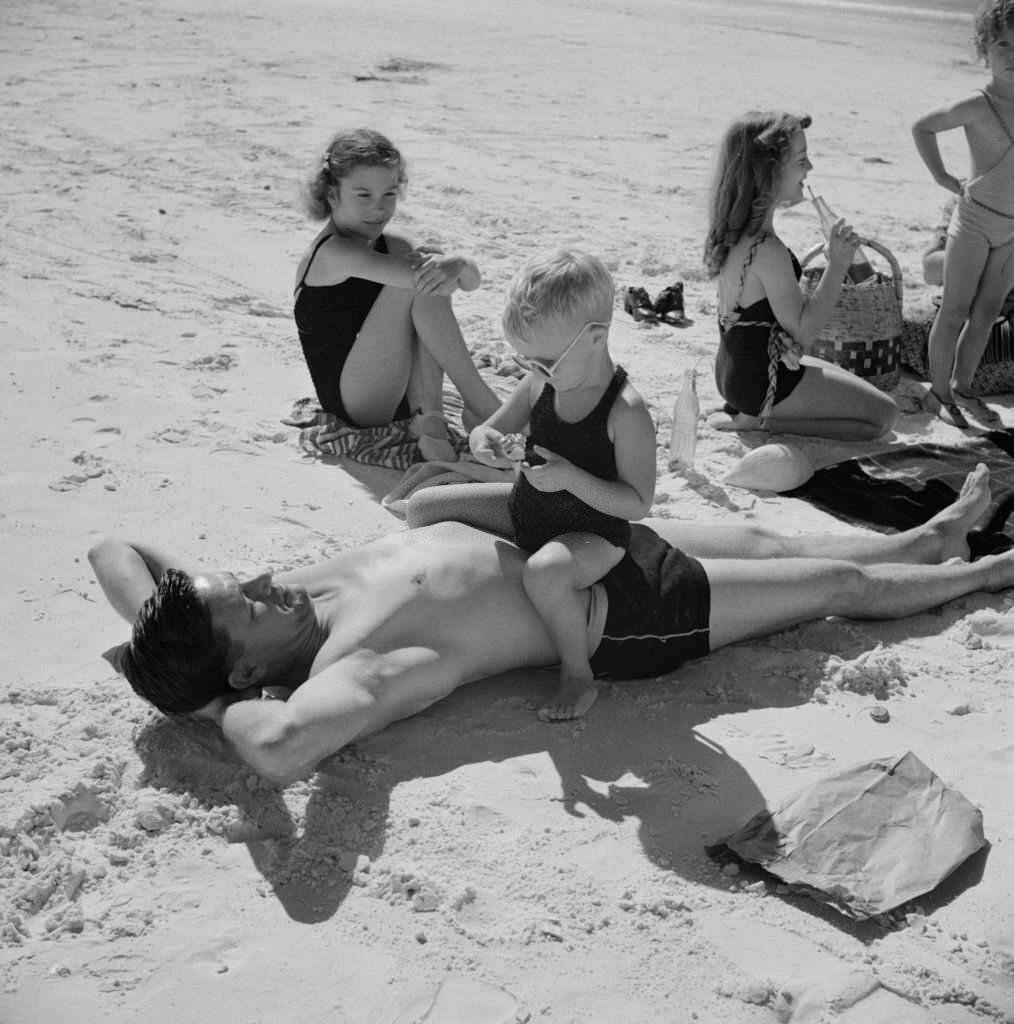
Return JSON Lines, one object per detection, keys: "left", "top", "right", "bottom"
{"left": 90, "top": 464, "right": 1006, "bottom": 786}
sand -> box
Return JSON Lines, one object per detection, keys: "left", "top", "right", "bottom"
{"left": 2, "top": 0, "right": 1013, "bottom": 1020}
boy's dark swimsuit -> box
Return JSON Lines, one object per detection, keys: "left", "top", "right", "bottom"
{"left": 294, "top": 233, "right": 412, "bottom": 426}
{"left": 509, "top": 366, "right": 632, "bottom": 552}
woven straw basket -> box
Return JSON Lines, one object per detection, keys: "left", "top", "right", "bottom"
{"left": 799, "top": 236, "right": 903, "bottom": 391}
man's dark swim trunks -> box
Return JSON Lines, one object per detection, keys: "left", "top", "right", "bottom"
{"left": 590, "top": 524, "right": 711, "bottom": 679}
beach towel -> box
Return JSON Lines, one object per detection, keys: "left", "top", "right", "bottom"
{"left": 711, "top": 751, "right": 986, "bottom": 920}
{"left": 282, "top": 368, "right": 518, "bottom": 472}
{"left": 786, "top": 429, "right": 1014, "bottom": 554}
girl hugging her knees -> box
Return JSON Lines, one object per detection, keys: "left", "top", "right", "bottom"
{"left": 294, "top": 127, "right": 499, "bottom": 457}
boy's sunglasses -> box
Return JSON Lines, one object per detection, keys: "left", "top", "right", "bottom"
{"left": 511, "top": 321, "right": 608, "bottom": 379}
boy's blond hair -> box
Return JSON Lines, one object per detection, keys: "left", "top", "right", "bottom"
{"left": 502, "top": 250, "right": 614, "bottom": 345}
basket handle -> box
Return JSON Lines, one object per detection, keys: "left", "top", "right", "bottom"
{"left": 799, "top": 236, "right": 903, "bottom": 306}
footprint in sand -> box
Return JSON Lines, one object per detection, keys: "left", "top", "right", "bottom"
{"left": 50, "top": 452, "right": 116, "bottom": 492}
{"left": 48, "top": 780, "right": 113, "bottom": 832}
{"left": 758, "top": 737, "right": 834, "bottom": 770}
{"left": 187, "top": 353, "right": 236, "bottom": 372}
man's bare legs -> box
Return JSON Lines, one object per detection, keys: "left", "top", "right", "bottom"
{"left": 523, "top": 533, "right": 624, "bottom": 723}
{"left": 649, "top": 463, "right": 992, "bottom": 566}
{"left": 406, "top": 465, "right": 993, "bottom": 568}
{"left": 705, "top": 542, "right": 1014, "bottom": 651}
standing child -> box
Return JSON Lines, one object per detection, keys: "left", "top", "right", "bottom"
{"left": 913, "top": 0, "right": 1014, "bottom": 427}
{"left": 469, "top": 251, "right": 657, "bottom": 721}
{"left": 705, "top": 111, "right": 898, "bottom": 440}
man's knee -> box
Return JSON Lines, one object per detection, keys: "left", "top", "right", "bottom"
{"left": 823, "top": 560, "right": 868, "bottom": 612}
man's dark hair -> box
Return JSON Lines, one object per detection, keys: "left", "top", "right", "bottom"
{"left": 121, "top": 568, "right": 234, "bottom": 714}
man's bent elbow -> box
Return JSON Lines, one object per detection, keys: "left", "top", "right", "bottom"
{"left": 229, "top": 715, "right": 320, "bottom": 788}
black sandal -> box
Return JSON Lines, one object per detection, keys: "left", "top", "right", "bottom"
{"left": 654, "top": 281, "right": 686, "bottom": 324}
{"left": 624, "top": 286, "right": 658, "bottom": 323}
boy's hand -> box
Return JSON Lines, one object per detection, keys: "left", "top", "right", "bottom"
{"left": 939, "top": 173, "right": 964, "bottom": 196}
{"left": 520, "top": 446, "right": 575, "bottom": 492}
{"left": 469, "top": 424, "right": 513, "bottom": 467}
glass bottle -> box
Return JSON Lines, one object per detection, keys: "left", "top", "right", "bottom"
{"left": 668, "top": 370, "right": 699, "bottom": 471}
{"left": 809, "top": 190, "right": 876, "bottom": 285}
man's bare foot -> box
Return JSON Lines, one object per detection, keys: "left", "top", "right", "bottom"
{"left": 921, "top": 463, "right": 992, "bottom": 561}
{"left": 537, "top": 675, "right": 599, "bottom": 722}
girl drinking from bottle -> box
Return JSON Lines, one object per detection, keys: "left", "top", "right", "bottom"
{"left": 705, "top": 111, "right": 898, "bottom": 441}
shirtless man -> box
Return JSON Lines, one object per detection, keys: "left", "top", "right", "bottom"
{"left": 89, "top": 465, "right": 1009, "bottom": 786}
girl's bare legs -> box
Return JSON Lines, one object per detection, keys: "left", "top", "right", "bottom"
{"left": 411, "top": 295, "right": 500, "bottom": 422}
{"left": 523, "top": 534, "right": 624, "bottom": 722}
{"left": 705, "top": 543, "right": 1014, "bottom": 651}
{"left": 338, "top": 288, "right": 499, "bottom": 428}
{"left": 952, "top": 239, "right": 1014, "bottom": 412}
{"left": 754, "top": 359, "right": 898, "bottom": 441}
{"left": 926, "top": 230, "right": 989, "bottom": 419}
{"left": 650, "top": 463, "right": 991, "bottom": 565}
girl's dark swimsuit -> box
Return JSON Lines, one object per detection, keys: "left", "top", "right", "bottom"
{"left": 509, "top": 366, "right": 632, "bottom": 553}
{"left": 293, "top": 233, "right": 411, "bottom": 426}
{"left": 715, "top": 250, "right": 806, "bottom": 417}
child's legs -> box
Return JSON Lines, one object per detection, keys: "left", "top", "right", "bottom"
{"left": 763, "top": 360, "right": 898, "bottom": 441}
{"left": 406, "top": 481, "right": 514, "bottom": 536}
{"left": 953, "top": 238, "right": 1014, "bottom": 390}
{"left": 339, "top": 287, "right": 417, "bottom": 426}
{"left": 410, "top": 295, "right": 500, "bottom": 421}
{"left": 928, "top": 226, "right": 989, "bottom": 397}
{"left": 524, "top": 533, "right": 624, "bottom": 677}
{"left": 406, "top": 343, "right": 445, "bottom": 418}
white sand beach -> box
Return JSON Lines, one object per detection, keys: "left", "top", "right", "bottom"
{"left": 2, "top": 0, "right": 1012, "bottom": 1021}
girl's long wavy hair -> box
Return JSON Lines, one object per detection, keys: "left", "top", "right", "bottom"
{"left": 703, "top": 111, "right": 811, "bottom": 278}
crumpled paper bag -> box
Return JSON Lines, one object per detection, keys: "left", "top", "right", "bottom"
{"left": 711, "top": 751, "right": 985, "bottom": 919}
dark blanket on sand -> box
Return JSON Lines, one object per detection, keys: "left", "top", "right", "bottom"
{"left": 786, "top": 429, "right": 1014, "bottom": 557}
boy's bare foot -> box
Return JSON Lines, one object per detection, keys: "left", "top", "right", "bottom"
{"left": 537, "top": 675, "right": 599, "bottom": 722}
{"left": 920, "top": 463, "right": 992, "bottom": 562}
